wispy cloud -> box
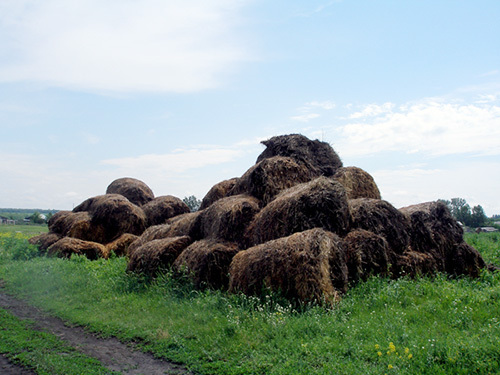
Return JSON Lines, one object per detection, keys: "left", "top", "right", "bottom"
{"left": 291, "top": 113, "right": 321, "bottom": 122}
{"left": 0, "top": 0, "right": 252, "bottom": 93}
{"left": 336, "top": 97, "right": 500, "bottom": 157}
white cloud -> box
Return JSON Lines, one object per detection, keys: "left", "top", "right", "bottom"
{"left": 372, "top": 162, "right": 500, "bottom": 216}
{"left": 337, "top": 97, "right": 500, "bottom": 157}
{"left": 349, "top": 102, "right": 394, "bottom": 119}
{"left": 0, "top": 0, "right": 252, "bottom": 93}
{"left": 290, "top": 113, "right": 321, "bottom": 122}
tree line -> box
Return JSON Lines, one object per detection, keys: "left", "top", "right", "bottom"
{"left": 438, "top": 198, "right": 488, "bottom": 228}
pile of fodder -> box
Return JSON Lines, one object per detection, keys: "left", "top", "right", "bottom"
{"left": 28, "top": 232, "right": 62, "bottom": 252}
{"left": 245, "top": 177, "right": 350, "bottom": 246}
{"left": 229, "top": 228, "right": 347, "bottom": 305}
{"left": 199, "top": 178, "right": 239, "bottom": 210}
{"left": 197, "top": 195, "right": 260, "bottom": 246}
{"left": 229, "top": 156, "right": 314, "bottom": 206}
{"left": 256, "top": 134, "right": 343, "bottom": 177}
{"left": 343, "top": 229, "right": 390, "bottom": 283}
{"left": 399, "top": 201, "right": 485, "bottom": 277}
{"left": 31, "top": 177, "right": 189, "bottom": 260}
{"left": 142, "top": 195, "right": 190, "bottom": 226}
{"left": 74, "top": 194, "right": 147, "bottom": 243}
{"left": 334, "top": 166, "right": 381, "bottom": 200}
{"left": 127, "top": 236, "right": 193, "bottom": 276}
{"left": 30, "top": 133, "right": 488, "bottom": 305}
{"left": 48, "top": 237, "right": 109, "bottom": 260}
{"left": 349, "top": 198, "right": 410, "bottom": 257}
{"left": 173, "top": 240, "right": 240, "bottom": 289}
{"left": 105, "top": 177, "right": 154, "bottom": 206}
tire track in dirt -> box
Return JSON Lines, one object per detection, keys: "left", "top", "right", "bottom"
{"left": 0, "top": 286, "right": 192, "bottom": 375}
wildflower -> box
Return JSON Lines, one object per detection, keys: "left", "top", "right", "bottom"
{"left": 388, "top": 364, "right": 393, "bottom": 369}
{"left": 377, "top": 351, "right": 382, "bottom": 356}
{"left": 375, "top": 344, "right": 380, "bottom": 350}
{"left": 404, "top": 347, "right": 409, "bottom": 354}
{"left": 389, "top": 342, "right": 396, "bottom": 352}
{"left": 408, "top": 354, "right": 413, "bottom": 359}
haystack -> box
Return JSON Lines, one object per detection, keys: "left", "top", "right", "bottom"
{"left": 173, "top": 240, "right": 240, "bottom": 289}
{"left": 229, "top": 228, "right": 347, "bottom": 304}
{"left": 47, "top": 237, "right": 108, "bottom": 260}
{"left": 105, "top": 233, "right": 139, "bottom": 257}
{"left": 343, "top": 229, "right": 390, "bottom": 283}
{"left": 105, "top": 177, "right": 154, "bottom": 206}
{"left": 394, "top": 251, "right": 438, "bottom": 278}
{"left": 198, "top": 195, "right": 260, "bottom": 246}
{"left": 48, "top": 211, "right": 91, "bottom": 236}
{"left": 66, "top": 214, "right": 108, "bottom": 244}
{"left": 229, "top": 156, "right": 314, "bottom": 206}
{"left": 126, "top": 236, "right": 193, "bottom": 276}
{"left": 333, "top": 166, "right": 381, "bottom": 200}
{"left": 200, "top": 178, "right": 239, "bottom": 210}
{"left": 256, "top": 134, "right": 343, "bottom": 177}
{"left": 127, "top": 224, "right": 174, "bottom": 257}
{"left": 28, "top": 232, "right": 62, "bottom": 251}
{"left": 142, "top": 195, "right": 190, "bottom": 226}
{"left": 349, "top": 198, "right": 410, "bottom": 256}
{"left": 245, "top": 177, "right": 350, "bottom": 246}
{"left": 399, "top": 201, "right": 465, "bottom": 272}
{"left": 446, "top": 242, "right": 485, "bottom": 278}
{"left": 164, "top": 211, "right": 203, "bottom": 239}
{"left": 73, "top": 194, "right": 147, "bottom": 243}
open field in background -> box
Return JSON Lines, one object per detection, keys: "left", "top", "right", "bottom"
{"left": 0, "top": 229, "right": 499, "bottom": 374}
{"left": 0, "top": 224, "right": 48, "bottom": 236}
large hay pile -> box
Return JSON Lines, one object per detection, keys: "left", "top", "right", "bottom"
{"left": 31, "top": 133, "right": 488, "bottom": 305}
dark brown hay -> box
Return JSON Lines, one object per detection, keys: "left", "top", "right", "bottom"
{"left": 399, "top": 201, "right": 466, "bottom": 272}
{"left": 72, "top": 194, "right": 147, "bottom": 243}
{"left": 200, "top": 178, "right": 239, "bottom": 210}
{"left": 105, "top": 177, "right": 154, "bottom": 206}
{"left": 333, "top": 166, "right": 381, "bottom": 200}
{"left": 446, "top": 242, "right": 485, "bottom": 278}
{"left": 349, "top": 198, "right": 410, "bottom": 256}
{"left": 256, "top": 134, "right": 343, "bottom": 177}
{"left": 173, "top": 240, "right": 240, "bottom": 290}
{"left": 105, "top": 233, "right": 139, "bottom": 257}
{"left": 47, "top": 237, "right": 109, "bottom": 260}
{"left": 198, "top": 195, "right": 260, "bottom": 246}
{"left": 28, "top": 232, "right": 62, "bottom": 251}
{"left": 228, "top": 228, "right": 347, "bottom": 304}
{"left": 245, "top": 177, "right": 350, "bottom": 246}
{"left": 343, "top": 229, "right": 390, "bottom": 283}
{"left": 127, "top": 224, "right": 174, "bottom": 257}
{"left": 164, "top": 211, "right": 202, "bottom": 239}
{"left": 48, "top": 211, "right": 90, "bottom": 235}
{"left": 66, "top": 214, "right": 108, "bottom": 244}
{"left": 229, "top": 156, "right": 314, "bottom": 206}
{"left": 126, "top": 236, "right": 193, "bottom": 276}
{"left": 142, "top": 195, "right": 190, "bottom": 226}
{"left": 394, "top": 251, "right": 438, "bottom": 278}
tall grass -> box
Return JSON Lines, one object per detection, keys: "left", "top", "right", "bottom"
{"left": 0, "top": 232, "right": 499, "bottom": 374}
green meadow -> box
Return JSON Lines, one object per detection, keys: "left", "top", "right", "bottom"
{"left": 0, "top": 230, "right": 499, "bottom": 374}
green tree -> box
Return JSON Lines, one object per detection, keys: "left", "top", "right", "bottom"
{"left": 471, "top": 205, "right": 487, "bottom": 227}
{"left": 183, "top": 196, "right": 201, "bottom": 212}
{"left": 29, "top": 211, "right": 45, "bottom": 224}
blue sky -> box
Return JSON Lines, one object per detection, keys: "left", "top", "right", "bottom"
{"left": 1, "top": 0, "right": 499, "bottom": 215}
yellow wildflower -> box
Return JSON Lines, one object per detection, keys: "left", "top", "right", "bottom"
{"left": 408, "top": 354, "right": 413, "bottom": 359}
{"left": 377, "top": 351, "right": 382, "bottom": 356}
{"left": 389, "top": 342, "right": 396, "bottom": 352}
{"left": 404, "top": 347, "right": 410, "bottom": 354}
{"left": 388, "top": 364, "right": 393, "bottom": 369}
{"left": 375, "top": 344, "right": 380, "bottom": 350}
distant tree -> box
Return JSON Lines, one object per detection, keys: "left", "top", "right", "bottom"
{"left": 29, "top": 211, "right": 45, "bottom": 224}
{"left": 449, "top": 198, "right": 472, "bottom": 226}
{"left": 471, "top": 205, "right": 487, "bottom": 227}
{"left": 183, "top": 196, "right": 201, "bottom": 212}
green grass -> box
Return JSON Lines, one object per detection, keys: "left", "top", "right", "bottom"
{"left": 0, "top": 224, "right": 48, "bottom": 235}
{"left": 0, "top": 308, "right": 117, "bottom": 375}
{"left": 0, "top": 231, "right": 499, "bottom": 374}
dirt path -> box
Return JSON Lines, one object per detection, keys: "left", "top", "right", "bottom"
{"left": 0, "top": 287, "right": 192, "bottom": 375}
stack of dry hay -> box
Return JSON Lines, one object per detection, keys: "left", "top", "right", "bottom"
{"left": 30, "top": 134, "right": 486, "bottom": 305}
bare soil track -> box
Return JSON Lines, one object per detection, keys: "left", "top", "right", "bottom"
{"left": 0, "top": 285, "right": 192, "bottom": 375}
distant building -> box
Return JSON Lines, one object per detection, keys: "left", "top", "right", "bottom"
{"left": 478, "top": 227, "right": 499, "bottom": 233}
{"left": 0, "top": 216, "right": 16, "bottom": 225}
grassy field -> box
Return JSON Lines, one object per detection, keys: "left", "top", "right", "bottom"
{"left": 0, "top": 224, "right": 48, "bottom": 235}
{"left": 0, "top": 230, "right": 499, "bottom": 374}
